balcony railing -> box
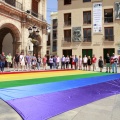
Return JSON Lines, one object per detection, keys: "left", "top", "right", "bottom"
{"left": 53, "top": 36, "right": 57, "bottom": 40}
{"left": 27, "top": 10, "right": 46, "bottom": 22}
{"left": 2, "top": 0, "right": 23, "bottom": 10}
{"left": 64, "top": 37, "right": 71, "bottom": 42}
{"left": 104, "top": 17, "right": 113, "bottom": 23}
{"left": 53, "top": 25, "right": 57, "bottom": 29}
{"left": 64, "top": 21, "right": 71, "bottom": 26}
{"left": 83, "top": 36, "right": 92, "bottom": 42}
{"left": 104, "top": 35, "right": 114, "bottom": 41}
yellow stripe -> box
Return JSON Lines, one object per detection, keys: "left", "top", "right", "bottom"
{"left": 0, "top": 70, "right": 95, "bottom": 82}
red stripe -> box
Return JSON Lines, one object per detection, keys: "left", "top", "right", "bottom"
{"left": 0, "top": 69, "right": 74, "bottom": 75}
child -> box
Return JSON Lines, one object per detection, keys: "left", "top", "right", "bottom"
{"left": 98, "top": 56, "right": 103, "bottom": 72}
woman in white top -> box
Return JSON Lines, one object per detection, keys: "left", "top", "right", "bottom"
{"left": 19, "top": 52, "right": 25, "bottom": 71}
{"left": 65, "top": 55, "right": 70, "bottom": 69}
{"left": 78, "top": 56, "right": 82, "bottom": 70}
{"left": 83, "top": 55, "right": 88, "bottom": 70}
{"left": 49, "top": 56, "right": 53, "bottom": 69}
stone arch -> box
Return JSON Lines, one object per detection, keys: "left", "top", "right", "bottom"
{"left": 0, "top": 22, "right": 21, "bottom": 55}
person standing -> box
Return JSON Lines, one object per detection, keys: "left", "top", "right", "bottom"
{"left": 37, "top": 54, "right": 41, "bottom": 70}
{"left": 78, "top": 56, "right": 82, "bottom": 70}
{"left": 74, "top": 55, "right": 78, "bottom": 70}
{"left": 70, "top": 56, "right": 73, "bottom": 69}
{"left": 61, "top": 55, "right": 65, "bottom": 69}
{"left": 65, "top": 55, "right": 70, "bottom": 69}
{"left": 19, "top": 52, "right": 25, "bottom": 71}
{"left": 98, "top": 56, "right": 104, "bottom": 72}
{"left": 105, "top": 53, "right": 111, "bottom": 73}
{"left": 87, "top": 56, "right": 92, "bottom": 71}
{"left": 0, "top": 52, "right": 6, "bottom": 72}
{"left": 42, "top": 55, "right": 47, "bottom": 70}
{"left": 25, "top": 53, "right": 32, "bottom": 71}
{"left": 13, "top": 52, "right": 20, "bottom": 71}
{"left": 92, "top": 54, "right": 97, "bottom": 71}
{"left": 111, "top": 53, "right": 118, "bottom": 73}
{"left": 83, "top": 55, "right": 88, "bottom": 70}
{"left": 49, "top": 56, "right": 53, "bottom": 69}
{"left": 32, "top": 54, "right": 37, "bottom": 70}
{"left": 56, "top": 56, "right": 60, "bottom": 69}
{"left": 53, "top": 56, "right": 57, "bottom": 69}
{"left": 6, "top": 53, "right": 12, "bottom": 71}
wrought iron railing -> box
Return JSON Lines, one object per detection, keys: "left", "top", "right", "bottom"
{"left": 104, "top": 17, "right": 113, "bottom": 23}
{"left": 83, "top": 36, "right": 92, "bottom": 42}
{"left": 27, "top": 10, "right": 46, "bottom": 22}
{"left": 64, "top": 37, "right": 71, "bottom": 42}
{"left": 2, "top": 0, "right": 23, "bottom": 10}
{"left": 64, "top": 21, "right": 71, "bottom": 26}
{"left": 104, "top": 35, "right": 114, "bottom": 41}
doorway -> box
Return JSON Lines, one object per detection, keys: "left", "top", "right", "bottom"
{"left": 103, "top": 48, "right": 115, "bottom": 59}
{"left": 63, "top": 49, "right": 72, "bottom": 57}
{"left": 82, "top": 49, "right": 92, "bottom": 58}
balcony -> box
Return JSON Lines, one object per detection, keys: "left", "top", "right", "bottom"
{"left": 64, "top": 37, "right": 71, "bottom": 42}
{"left": 27, "top": 10, "right": 46, "bottom": 22}
{"left": 104, "top": 17, "right": 113, "bottom": 23}
{"left": 83, "top": 36, "right": 92, "bottom": 42}
{"left": 2, "top": 0, "right": 23, "bottom": 10}
{"left": 64, "top": 21, "right": 71, "bottom": 26}
{"left": 53, "top": 36, "right": 57, "bottom": 40}
{"left": 104, "top": 35, "right": 114, "bottom": 41}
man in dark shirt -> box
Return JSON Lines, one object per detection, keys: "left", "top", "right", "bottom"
{"left": 105, "top": 53, "right": 111, "bottom": 73}
{"left": 0, "top": 52, "right": 6, "bottom": 72}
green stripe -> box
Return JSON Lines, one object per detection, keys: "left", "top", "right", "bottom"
{"left": 0, "top": 73, "right": 110, "bottom": 88}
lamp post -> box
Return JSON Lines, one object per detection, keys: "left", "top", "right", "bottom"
{"left": 28, "top": 26, "right": 40, "bottom": 56}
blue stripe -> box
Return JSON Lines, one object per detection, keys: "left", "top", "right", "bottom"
{"left": 0, "top": 74, "right": 120, "bottom": 101}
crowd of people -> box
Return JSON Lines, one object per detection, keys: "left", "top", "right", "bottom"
{"left": 0, "top": 51, "right": 120, "bottom": 73}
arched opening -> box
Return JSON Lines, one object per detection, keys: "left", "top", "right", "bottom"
{"left": 0, "top": 23, "right": 20, "bottom": 56}
{"left": 0, "top": 28, "right": 14, "bottom": 56}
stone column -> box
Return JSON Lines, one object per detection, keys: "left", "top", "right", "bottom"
{"left": 14, "top": 41, "right": 22, "bottom": 54}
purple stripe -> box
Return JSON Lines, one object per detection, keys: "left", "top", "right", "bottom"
{"left": 7, "top": 79, "right": 120, "bottom": 120}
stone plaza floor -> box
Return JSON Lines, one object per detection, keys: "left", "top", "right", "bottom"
{"left": 0, "top": 67, "right": 120, "bottom": 120}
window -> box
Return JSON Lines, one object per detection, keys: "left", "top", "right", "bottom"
{"left": 64, "top": 13, "right": 71, "bottom": 26}
{"left": 83, "top": 28, "right": 91, "bottom": 42}
{"left": 53, "top": 30, "right": 57, "bottom": 40}
{"left": 64, "top": 29, "right": 71, "bottom": 42}
{"left": 32, "top": 0, "right": 39, "bottom": 17}
{"left": 104, "top": 27, "right": 114, "bottom": 41}
{"left": 5, "top": 0, "right": 16, "bottom": 6}
{"left": 47, "top": 33, "right": 50, "bottom": 46}
{"left": 53, "top": 19, "right": 57, "bottom": 29}
{"left": 64, "top": 0, "right": 71, "bottom": 5}
{"left": 104, "top": 9, "right": 113, "bottom": 23}
{"left": 83, "top": 11, "right": 91, "bottom": 24}
{"left": 53, "top": 41, "right": 57, "bottom": 52}
{"left": 83, "top": 0, "right": 91, "bottom": 2}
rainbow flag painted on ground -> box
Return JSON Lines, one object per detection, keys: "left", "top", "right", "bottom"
{"left": 0, "top": 70, "right": 120, "bottom": 120}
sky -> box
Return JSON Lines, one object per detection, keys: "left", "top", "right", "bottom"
{"left": 47, "top": 0, "right": 58, "bottom": 24}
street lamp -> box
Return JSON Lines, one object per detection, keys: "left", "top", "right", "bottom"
{"left": 28, "top": 26, "right": 40, "bottom": 55}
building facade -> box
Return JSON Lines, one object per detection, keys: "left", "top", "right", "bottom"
{"left": 0, "top": 0, "right": 47, "bottom": 57}
{"left": 50, "top": 12, "right": 58, "bottom": 55}
{"left": 58, "top": 0, "right": 120, "bottom": 60}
